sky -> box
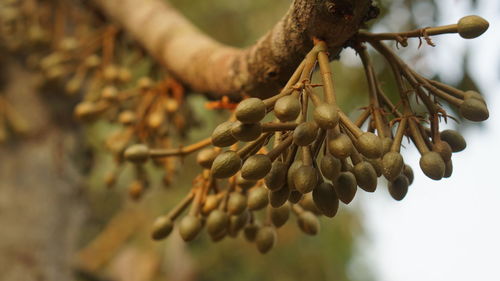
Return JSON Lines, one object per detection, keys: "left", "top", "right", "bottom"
{"left": 350, "top": 1, "right": 500, "bottom": 281}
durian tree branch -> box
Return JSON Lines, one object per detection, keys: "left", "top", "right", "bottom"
{"left": 93, "top": 0, "right": 374, "bottom": 100}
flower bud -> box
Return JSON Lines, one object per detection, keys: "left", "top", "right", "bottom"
{"left": 235, "top": 98, "right": 266, "bottom": 123}
{"left": 211, "top": 151, "right": 242, "bottom": 178}
{"left": 178, "top": 215, "right": 202, "bottom": 242}
{"left": 274, "top": 96, "right": 300, "bottom": 122}
{"left": 124, "top": 144, "right": 149, "bottom": 163}
{"left": 457, "top": 15, "right": 489, "bottom": 39}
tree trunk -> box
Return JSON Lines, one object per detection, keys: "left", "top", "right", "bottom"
{"left": 0, "top": 59, "right": 87, "bottom": 281}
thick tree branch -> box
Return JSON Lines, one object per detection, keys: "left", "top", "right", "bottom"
{"left": 94, "top": 0, "right": 372, "bottom": 99}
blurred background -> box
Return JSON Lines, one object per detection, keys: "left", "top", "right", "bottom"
{"left": 0, "top": 0, "right": 498, "bottom": 281}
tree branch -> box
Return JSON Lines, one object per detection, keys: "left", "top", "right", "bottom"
{"left": 93, "top": 0, "right": 373, "bottom": 100}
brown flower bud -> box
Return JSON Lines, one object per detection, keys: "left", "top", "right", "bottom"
{"left": 269, "top": 184, "right": 291, "bottom": 208}
{"left": 256, "top": 226, "right": 277, "bottom": 254}
{"left": 419, "top": 151, "right": 445, "bottom": 180}
{"left": 328, "top": 133, "right": 353, "bottom": 159}
{"left": 274, "top": 95, "right": 300, "bottom": 122}
{"left": 320, "top": 154, "right": 342, "bottom": 181}
{"left": 211, "top": 151, "right": 242, "bottom": 178}
{"left": 292, "top": 165, "right": 319, "bottom": 194}
{"left": 457, "top": 15, "right": 489, "bottom": 39}
{"left": 353, "top": 161, "right": 378, "bottom": 192}
{"left": 241, "top": 154, "right": 272, "bottom": 180}
{"left": 227, "top": 192, "right": 247, "bottom": 216}
{"left": 270, "top": 202, "right": 291, "bottom": 228}
{"left": 196, "top": 148, "right": 219, "bottom": 169}
{"left": 312, "top": 182, "right": 339, "bottom": 217}
{"left": 243, "top": 224, "right": 259, "bottom": 242}
{"left": 388, "top": 175, "right": 409, "bottom": 201}
{"left": 178, "top": 215, "right": 202, "bottom": 242}
{"left": 356, "top": 132, "right": 383, "bottom": 159}
{"left": 293, "top": 122, "right": 319, "bottom": 146}
{"left": 124, "top": 144, "right": 149, "bottom": 163}
{"left": 247, "top": 186, "right": 269, "bottom": 211}
{"left": 264, "top": 161, "right": 287, "bottom": 191}
{"left": 151, "top": 216, "right": 174, "bottom": 240}
{"left": 206, "top": 210, "right": 229, "bottom": 238}
{"left": 231, "top": 121, "right": 262, "bottom": 142}
{"left": 211, "top": 121, "right": 237, "bottom": 147}
{"left": 334, "top": 171, "right": 357, "bottom": 204}
{"left": 382, "top": 152, "right": 404, "bottom": 181}
{"left": 313, "top": 103, "right": 339, "bottom": 129}
{"left": 459, "top": 98, "right": 489, "bottom": 121}
{"left": 235, "top": 98, "right": 266, "bottom": 123}
{"left": 297, "top": 211, "right": 320, "bottom": 236}
{"left": 440, "top": 130, "right": 466, "bottom": 152}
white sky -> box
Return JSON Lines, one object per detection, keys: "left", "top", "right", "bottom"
{"left": 352, "top": 1, "right": 500, "bottom": 281}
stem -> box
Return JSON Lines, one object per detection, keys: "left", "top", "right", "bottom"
{"left": 263, "top": 60, "right": 305, "bottom": 108}
{"left": 390, "top": 117, "right": 407, "bottom": 153}
{"left": 371, "top": 41, "right": 438, "bottom": 115}
{"left": 188, "top": 184, "right": 204, "bottom": 216}
{"left": 299, "top": 45, "right": 321, "bottom": 84}
{"left": 267, "top": 135, "right": 294, "bottom": 161}
{"left": 376, "top": 83, "right": 403, "bottom": 118}
{"left": 399, "top": 67, "right": 438, "bottom": 115}
{"left": 408, "top": 118, "right": 430, "bottom": 154}
{"left": 417, "top": 122, "right": 433, "bottom": 149}
{"left": 338, "top": 111, "right": 363, "bottom": 138}
{"left": 166, "top": 191, "right": 195, "bottom": 220}
{"left": 262, "top": 122, "right": 298, "bottom": 132}
{"left": 236, "top": 132, "right": 273, "bottom": 159}
{"left": 354, "top": 109, "right": 371, "bottom": 128}
{"left": 358, "top": 24, "right": 458, "bottom": 43}
{"left": 428, "top": 79, "right": 465, "bottom": 99}
{"left": 410, "top": 70, "right": 463, "bottom": 106}
{"left": 369, "top": 41, "right": 413, "bottom": 112}
{"left": 341, "top": 122, "right": 363, "bottom": 164}
{"left": 301, "top": 145, "right": 313, "bottom": 166}
{"left": 311, "top": 128, "right": 326, "bottom": 159}
{"left": 300, "top": 88, "right": 310, "bottom": 123}
{"left": 315, "top": 40, "right": 336, "bottom": 104}
{"left": 305, "top": 86, "right": 322, "bottom": 107}
{"left": 285, "top": 142, "right": 299, "bottom": 167}
{"left": 148, "top": 137, "right": 212, "bottom": 158}
{"left": 356, "top": 44, "right": 386, "bottom": 137}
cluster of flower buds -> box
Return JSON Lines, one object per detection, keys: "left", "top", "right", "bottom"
{"left": 0, "top": 0, "right": 51, "bottom": 51}
{"left": 0, "top": 0, "right": 200, "bottom": 199}
{"left": 2, "top": 1, "right": 489, "bottom": 254}
{"left": 123, "top": 15, "right": 489, "bottom": 253}
{"left": 1, "top": 0, "right": 110, "bottom": 93}
{"left": 75, "top": 75, "right": 198, "bottom": 199}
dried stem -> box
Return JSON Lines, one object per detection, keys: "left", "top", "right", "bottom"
{"left": 149, "top": 137, "right": 212, "bottom": 158}
{"left": 159, "top": 191, "right": 195, "bottom": 221}
{"left": 356, "top": 44, "right": 387, "bottom": 137}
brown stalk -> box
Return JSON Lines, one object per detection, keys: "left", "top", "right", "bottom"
{"left": 356, "top": 45, "right": 387, "bottom": 137}
{"left": 148, "top": 137, "right": 212, "bottom": 158}
{"left": 315, "top": 40, "right": 337, "bottom": 104}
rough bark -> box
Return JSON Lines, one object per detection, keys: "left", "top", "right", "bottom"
{"left": 93, "top": 0, "right": 373, "bottom": 100}
{"left": 0, "top": 60, "right": 86, "bottom": 281}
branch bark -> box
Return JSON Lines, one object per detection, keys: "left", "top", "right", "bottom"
{"left": 93, "top": 0, "right": 373, "bottom": 100}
